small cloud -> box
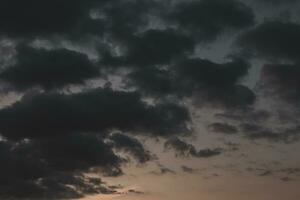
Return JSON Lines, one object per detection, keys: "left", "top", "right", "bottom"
{"left": 165, "top": 137, "right": 223, "bottom": 158}
{"left": 181, "top": 166, "right": 199, "bottom": 174}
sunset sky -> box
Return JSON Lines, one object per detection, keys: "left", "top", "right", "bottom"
{"left": 0, "top": 0, "right": 300, "bottom": 200}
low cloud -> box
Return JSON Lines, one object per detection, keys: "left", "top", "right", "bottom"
{"left": 0, "top": 87, "right": 190, "bottom": 140}
{"left": 109, "top": 133, "right": 154, "bottom": 163}
{"left": 165, "top": 137, "right": 222, "bottom": 158}
{"left": 167, "top": 0, "right": 255, "bottom": 41}
{"left": 0, "top": 45, "right": 100, "bottom": 90}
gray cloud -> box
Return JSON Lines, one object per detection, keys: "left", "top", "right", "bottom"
{"left": 0, "top": 44, "right": 100, "bottom": 90}
{"left": 0, "top": 88, "right": 190, "bottom": 140}
{"left": 109, "top": 133, "right": 154, "bottom": 163}
{"left": 237, "top": 21, "right": 300, "bottom": 62}
{"left": 165, "top": 137, "right": 222, "bottom": 158}
{"left": 0, "top": 134, "right": 120, "bottom": 199}
{"left": 167, "top": 0, "right": 255, "bottom": 42}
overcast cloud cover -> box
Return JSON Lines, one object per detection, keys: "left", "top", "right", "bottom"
{"left": 0, "top": 0, "right": 300, "bottom": 199}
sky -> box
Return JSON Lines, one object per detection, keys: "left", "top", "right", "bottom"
{"left": 0, "top": 0, "right": 300, "bottom": 200}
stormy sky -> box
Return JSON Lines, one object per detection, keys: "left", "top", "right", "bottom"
{"left": 0, "top": 0, "right": 300, "bottom": 200}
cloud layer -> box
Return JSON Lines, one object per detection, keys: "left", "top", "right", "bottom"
{"left": 0, "top": 0, "right": 298, "bottom": 199}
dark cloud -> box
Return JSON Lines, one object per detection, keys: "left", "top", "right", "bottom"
{"left": 260, "top": 63, "right": 300, "bottom": 103}
{"left": 0, "top": 134, "right": 120, "bottom": 199}
{"left": 256, "top": 0, "right": 298, "bottom": 5}
{"left": 208, "top": 123, "right": 238, "bottom": 134}
{"left": 0, "top": 87, "right": 190, "bottom": 140}
{"left": 165, "top": 137, "right": 198, "bottom": 157}
{"left": 0, "top": 174, "right": 113, "bottom": 199}
{"left": 259, "top": 170, "right": 273, "bottom": 176}
{"left": 241, "top": 21, "right": 300, "bottom": 105}
{"left": 0, "top": 0, "right": 255, "bottom": 41}
{"left": 0, "top": 0, "right": 163, "bottom": 40}
{"left": 246, "top": 129, "right": 286, "bottom": 141}
{"left": 39, "top": 133, "right": 121, "bottom": 173}
{"left": 0, "top": 45, "right": 100, "bottom": 90}
{"left": 237, "top": 21, "right": 300, "bottom": 62}
{"left": 167, "top": 0, "right": 255, "bottom": 41}
{"left": 124, "top": 57, "right": 255, "bottom": 106}
{"left": 69, "top": 18, "right": 106, "bottom": 40}
{"left": 98, "top": 0, "right": 159, "bottom": 40}
{"left": 126, "top": 67, "right": 177, "bottom": 97}
{"left": 0, "top": 0, "right": 105, "bottom": 37}
{"left": 101, "top": 28, "right": 195, "bottom": 67}
{"left": 240, "top": 123, "right": 299, "bottom": 142}
{"left": 174, "top": 58, "right": 255, "bottom": 107}
{"left": 91, "top": 1, "right": 256, "bottom": 107}
{"left": 165, "top": 137, "right": 222, "bottom": 158}
{"left": 125, "top": 57, "right": 255, "bottom": 107}
{"left": 109, "top": 133, "right": 153, "bottom": 163}
{"left": 0, "top": 45, "right": 192, "bottom": 199}
{"left": 175, "top": 58, "right": 250, "bottom": 88}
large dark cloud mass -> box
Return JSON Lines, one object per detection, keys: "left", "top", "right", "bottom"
{"left": 174, "top": 58, "right": 255, "bottom": 107}
{"left": 0, "top": 0, "right": 104, "bottom": 37}
{"left": 167, "top": 0, "right": 255, "bottom": 41}
{"left": 98, "top": 0, "right": 159, "bottom": 39}
{"left": 175, "top": 58, "right": 249, "bottom": 89}
{"left": 0, "top": 87, "right": 189, "bottom": 199}
{"left": 0, "top": 88, "right": 189, "bottom": 140}
{"left": 238, "top": 21, "right": 300, "bottom": 62}
{"left": 0, "top": 45, "right": 100, "bottom": 90}
{"left": 238, "top": 20, "right": 300, "bottom": 104}
{"left": 101, "top": 28, "right": 195, "bottom": 67}
{"left": 0, "top": 134, "right": 120, "bottom": 199}
{"left": 127, "top": 67, "right": 178, "bottom": 97}
{"left": 126, "top": 57, "right": 254, "bottom": 107}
